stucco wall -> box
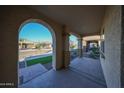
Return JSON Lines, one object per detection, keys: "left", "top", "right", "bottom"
{"left": 121, "top": 6, "right": 124, "bottom": 88}
{"left": 100, "top": 6, "right": 121, "bottom": 88}
{"left": 0, "top": 6, "right": 64, "bottom": 87}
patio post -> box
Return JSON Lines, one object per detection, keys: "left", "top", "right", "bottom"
{"left": 78, "top": 38, "right": 83, "bottom": 58}
{"left": 63, "top": 26, "right": 70, "bottom": 68}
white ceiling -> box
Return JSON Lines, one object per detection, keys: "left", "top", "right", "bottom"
{"left": 29, "top": 6, "right": 105, "bottom": 36}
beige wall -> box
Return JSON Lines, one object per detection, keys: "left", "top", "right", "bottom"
{"left": 100, "top": 6, "right": 121, "bottom": 88}
{"left": 121, "top": 6, "right": 124, "bottom": 88}
{"left": 83, "top": 35, "right": 100, "bottom": 41}
{"left": 0, "top": 6, "right": 64, "bottom": 87}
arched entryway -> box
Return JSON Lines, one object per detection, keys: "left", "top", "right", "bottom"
{"left": 18, "top": 19, "right": 56, "bottom": 86}
{"left": 69, "top": 34, "right": 78, "bottom": 61}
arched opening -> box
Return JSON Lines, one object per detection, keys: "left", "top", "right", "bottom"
{"left": 69, "top": 34, "right": 78, "bottom": 61}
{"left": 83, "top": 35, "right": 100, "bottom": 59}
{"left": 18, "top": 19, "right": 56, "bottom": 86}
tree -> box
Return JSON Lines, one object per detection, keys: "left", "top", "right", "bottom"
{"left": 35, "top": 42, "right": 49, "bottom": 49}
{"left": 19, "top": 38, "right": 28, "bottom": 42}
{"left": 35, "top": 43, "right": 42, "bottom": 49}
{"left": 70, "top": 44, "right": 76, "bottom": 49}
{"left": 41, "top": 42, "right": 47, "bottom": 48}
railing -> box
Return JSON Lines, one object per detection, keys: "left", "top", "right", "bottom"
{"left": 70, "top": 49, "right": 79, "bottom": 61}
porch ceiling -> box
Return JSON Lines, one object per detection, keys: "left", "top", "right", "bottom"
{"left": 29, "top": 6, "right": 105, "bottom": 36}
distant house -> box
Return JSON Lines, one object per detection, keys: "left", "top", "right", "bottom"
{"left": 19, "top": 40, "right": 52, "bottom": 49}
{"left": 19, "top": 40, "right": 36, "bottom": 49}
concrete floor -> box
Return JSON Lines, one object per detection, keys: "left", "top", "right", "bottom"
{"left": 19, "top": 57, "right": 107, "bottom": 88}
{"left": 19, "top": 64, "right": 48, "bottom": 84}
{"left": 70, "top": 57, "right": 106, "bottom": 87}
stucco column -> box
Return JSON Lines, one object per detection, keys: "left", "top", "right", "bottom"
{"left": 78, "top": 38, "right": 83, "bottom": 58}
{"left": 83, "top": 40, "right": 87, "bottom": 52}
{"left": 63, "top": 29, "right": 70, "bottom": 68}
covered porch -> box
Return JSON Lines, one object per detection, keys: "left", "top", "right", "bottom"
{"left": 19, "top": 57, "right": 106, "bottom": 88}
{"left": 0, "top": 6, "right": 122, "bottom": 88}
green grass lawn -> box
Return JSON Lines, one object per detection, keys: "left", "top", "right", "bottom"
{"left": 26, "top": 56, "right": 52, "bottom": 66}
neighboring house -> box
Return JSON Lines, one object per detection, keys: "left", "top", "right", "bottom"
{"left": 19, "top": 40, "right": 36, "bottom": 49}
{"left": 19, "top": 40, "right": 52, "bottom": 49}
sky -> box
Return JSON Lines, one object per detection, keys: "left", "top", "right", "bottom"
{"left": 69, "top": 35, "right": 78, "bottom": 43}
{"left": 19, "top": 22, "right": 77, "bottom": 43}
{"left": 19, "top": 22, "right": 52, "bottom": 42}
